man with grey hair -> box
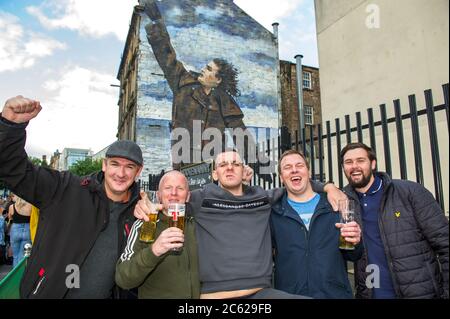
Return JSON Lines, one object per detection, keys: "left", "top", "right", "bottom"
{"left": 115, "top": 170, "right": 200, "bottom": 298}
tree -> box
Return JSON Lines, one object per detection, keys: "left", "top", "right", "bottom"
{"left": 41, "top": 158, "right": 49, "bottom": 168}
{"left": 28, "top": 156, "right": 49, "bottom": 168}
{"left": 29, "top": 157, "right": 43, "bottom": 166}
{"left": 69, "top": 158, "right": 103, "bottom": 176}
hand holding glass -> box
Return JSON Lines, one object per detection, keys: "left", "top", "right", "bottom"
{"left": 139, "top": 191, "right": 159, "bottom": 243}
{"left": 338, "top": 199, "right": 356, "bottom": 250}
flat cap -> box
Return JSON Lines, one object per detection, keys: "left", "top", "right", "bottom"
{"left": 106, "top": 140, "right": 143, "bottom": 166}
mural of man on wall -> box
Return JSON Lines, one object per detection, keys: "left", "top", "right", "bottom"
{"left": 144, "top": 0, "right": 257, "bottom": 167}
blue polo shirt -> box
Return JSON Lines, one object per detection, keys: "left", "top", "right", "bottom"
{"left": 357, "top": 176, "right": 396, "bottom": 299}
{"left": 287, "top": 193, "right": 320, "bottom": 230}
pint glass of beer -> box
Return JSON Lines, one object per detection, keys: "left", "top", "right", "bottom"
{"left": 338, "top": 199, "right": 356, "bottom": 250}
{"left": 139, "top": 191, "right": 159, "bottom": 243}
{"left": 168, "top": 203, "right": 186, "bottom": 253}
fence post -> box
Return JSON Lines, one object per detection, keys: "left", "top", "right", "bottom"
{"left": 425, "top": 89, "right": 444, "bottom": 210}
{"left": 326, "top": 121, "right": 333, "bottom": 183}
{"left": 367, "top": 108, "right": 377, "bottom": 154}
{"left": 356, "top": 112, "right": 363, "bottom": 143}
{"left": 345, "top": 115, "right": 351, "bottom": 144}
{"left": 277, "top": 136, "right": 282, "bottom": 187}
{"left": 267, "top": 138, "right": 272, "bottom": 189}
{"left": 280, "top": 126, "right": 291, "bottom": 154}
{"left": 317, "top": 124, "right": 324, "bottom": 182}
{"left": 408, "top": 94, "right": 424, "bottom": 185}
{"left": 272, "top": 137, "right": 278, "bottom": 188}
{"left": 309, "top": 125, "right": 315, "bottom": 178}
{"left": 302, "top": 127, "right": 307, "bottom": 156}
{"left": 393, "top": 99, "right": 407, "bottom": 180}
{"left": 443, "top": 83, "right": 449, "bottom": 133}
{"left": 264, "top": 138, "right": 268, "bottom": 190}
{"left": 380, "top": 104, "right": 392, "bottom": 177}
{"left": 335, "top": 118, "right": 343, "bottom": 188}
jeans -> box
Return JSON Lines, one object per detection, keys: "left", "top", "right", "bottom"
{"left": 0, "top": 216, "right": 5, "bottom": 246}
{"left": 10, "top": 223, "right": 31, "bottom": 267}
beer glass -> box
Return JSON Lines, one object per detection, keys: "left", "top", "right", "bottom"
{"left": 168, "top": 203, "right": 186, "bottom": 253}
{"left": 139, "top": 191, "right": 159, "bottom": 243}
{"left": 338, "top": 199, "right": 356, "bottom": 250}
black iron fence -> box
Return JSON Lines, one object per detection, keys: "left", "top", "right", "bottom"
{"left": 140, "top": 170, "right": 165, "bottom": 193}
{"left": 142, "top": 83, "right": 449, "bottom": 212}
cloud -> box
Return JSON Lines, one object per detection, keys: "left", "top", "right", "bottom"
{"left": 234, "top": 0, "right": 318, "bottom": 66}
{"left": 26, "top": 0, "right": 138, "bottom": 41}
{"left": 0, "top": 11, "right": 66, "bottom": 73}
{"left": 277, "top": 9, "right": 318, "bottom": 65}
{"left": 25, "top": 66, "right": 119, "bottom": 157}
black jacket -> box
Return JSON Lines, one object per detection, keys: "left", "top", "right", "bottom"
{"left": 344, "top": 173, "right": 449, "bottom": 299}
{"left": 0, "top": 116, "right": 138, "bottom": 298}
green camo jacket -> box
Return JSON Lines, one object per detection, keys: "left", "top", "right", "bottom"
{"left": 115, "top": 212, "right": 200, "bottom": 299}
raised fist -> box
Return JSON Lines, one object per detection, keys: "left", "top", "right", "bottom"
{"left": 2, "top": 95, "right": 42, "bottom": 124}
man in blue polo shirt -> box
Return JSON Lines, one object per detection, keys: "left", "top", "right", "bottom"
{"left": 270, "top": 150, "right": 363, "bottom": 299}
{"left": 353, "top": 170, "right": 395, "bottom": 299}
{"left": 341, "top": 142, "right": 449, "bottom": 299}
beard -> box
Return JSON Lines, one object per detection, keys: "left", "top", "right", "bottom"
{"left": 347, "top": 170, "right": 374, "bottom": 189}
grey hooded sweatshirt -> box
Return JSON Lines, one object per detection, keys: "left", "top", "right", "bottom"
{"left": 189, "top": 183, "right": 281, "bottom": 293}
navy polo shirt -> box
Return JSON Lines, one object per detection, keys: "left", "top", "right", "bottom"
{"left": 357, "top": 176, "right": 396, "bottom": 299}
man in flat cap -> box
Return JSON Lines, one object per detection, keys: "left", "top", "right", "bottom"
{"left": 0, "top": 95, "right": 143, "bottom": 299}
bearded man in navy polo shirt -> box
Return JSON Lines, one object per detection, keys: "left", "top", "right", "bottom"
{"left": 341, "top": 142, "right": 448, "bottom": 299}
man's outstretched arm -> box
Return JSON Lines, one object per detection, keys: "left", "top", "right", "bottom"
{"left": 143, "top": 0, "right": 189, "bottom": 92}
{"left": 143, "top": 0, "right": 162, "bottom": 21}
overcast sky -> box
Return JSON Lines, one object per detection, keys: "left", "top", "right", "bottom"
{"left": 0, "top": 0, "right": 318, "bottom": 159}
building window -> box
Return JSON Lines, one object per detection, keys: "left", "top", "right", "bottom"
{"left": 304, "top": 106, "right": 314, "bottom": 125}
{"left": 303, "top": 71, "right": 312, "bottom": 89}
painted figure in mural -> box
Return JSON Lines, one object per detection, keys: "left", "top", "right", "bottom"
{"left": 144, "top": 0, "right": 256, "bottom": 168}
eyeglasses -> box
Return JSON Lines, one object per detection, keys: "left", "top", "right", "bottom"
{"left": 216, "top": 161, "right": 243, "bottom": 169}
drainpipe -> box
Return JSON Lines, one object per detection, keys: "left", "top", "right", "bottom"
{"left": 295, "top": 54, "right": 304, "bottom": 144}
{"left": 272, "top": 22, "right": 282, "bottom": 130}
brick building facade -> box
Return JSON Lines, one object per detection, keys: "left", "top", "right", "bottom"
{"left": 280, "top": 61, "right": 322, "bottom": 138}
